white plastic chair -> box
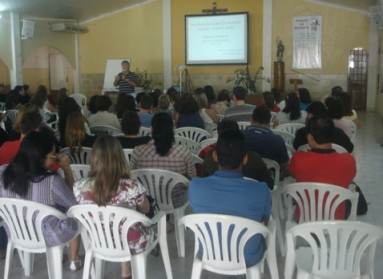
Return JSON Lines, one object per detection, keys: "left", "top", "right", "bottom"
{"left": 90, "top": 125, "right": 122, "bottom": 136}
{"left": 297, "top": 143, "right": 348, "bottom": 153}
{"left": 272, "top": 130, "right": 295, "bottom": 146}
{"left": 0, "top": 198, "right": 77, "bottom": 279}
{"left": 174, "top": 135, "right": 200, "bottom": 154}
{"left": 60, "top": 147, "right": 92, "bottom": 165}
{"left": 285, "top": 143, "right": 295, "bottom": 159}
{"left": 285, "top": 221, "right": 383, "bottom": 279}
{"left": 139, "top": 126, "right": 152, "bottom": 137}
{"left": 179, "top": 214, "right": 279, "bottom": 279}
{"left": 203, "top": 122, "right": 217, "bottom": 135}
{"left": 237, "top": 121, "right": 251, "bottom": 131}
{"left": 70, "top": 164, "right": 90, "bottom": 181}
{"left": 198, "top": 137, "right": 217, "bottom": 150}
{"left": 174, "top": 127, "right": 211, "bottom": 143}
{"left": 123, "top": 148, "right": 134, "bottom": 164}
{"left": 270, "top": 111, "right": 278, "bottom": 128}
{"left": 348, "top": 119, "right": 357, "bottom": 142}
{"left": 5, "top": 109, "right": 19, "bottom": 125}
{"left": 70, "top": 93, "right": 87, "bottom": 115}
{"left": 130, "top": 168, "right": 190, "bottom": 257}
{"left": 274, "top": 123, "right": 305, "bottom": 136}
{"left": 68, "top": 205, "right": 173, "bottom": 279}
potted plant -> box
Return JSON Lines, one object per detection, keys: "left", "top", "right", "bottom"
{"left": 135, "top": 68, "right": 152, "bottom": 92}
{"left": 226, "top": 66, "right": 270, "bottom": 93}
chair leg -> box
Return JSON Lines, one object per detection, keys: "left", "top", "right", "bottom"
{"left": 46, "top": 246, "right": 63, "bottom": 279}
{"left": 191, "top": 257, "right": 203, "bottom": 279}
{"left": 82, "top": 251, "right": 93, "bottom": 279}
{"left": 23, "top": 252, "right": 34, "bottom": 276}
{"left": 246, "top": 265, "right": 261, "bottom": 279}
{"left": 174, "top": 208, "right": 185, "bottom": 257}
{"left": 3, "top": 242, "right": 14, "bottom": 279}
{"left": 131, "top": 254, "right": 147, "bottom": 279}
{"left": 94, "top": 257, "right": 104, "bottom": 279}
{"left": 158, "top": 216, "right": 173, "bottom": 279}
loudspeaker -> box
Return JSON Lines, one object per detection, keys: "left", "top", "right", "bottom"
{"left": 21, "top": 20, "right": 35, "bottom": 37}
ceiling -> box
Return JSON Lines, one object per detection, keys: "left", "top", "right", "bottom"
{"left": 0, "top": 0, "right": 379, "bottom": 22}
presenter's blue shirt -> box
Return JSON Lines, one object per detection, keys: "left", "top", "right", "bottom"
{"left": 188, "top": 170, "right": 271, "bottom": 266}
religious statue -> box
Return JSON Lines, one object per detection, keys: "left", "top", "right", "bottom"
{"left": 276, "top": 40, "right": 285, "bottom": 62}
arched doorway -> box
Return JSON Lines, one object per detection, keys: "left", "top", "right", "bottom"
{"left": 347, "top": 48, "right": 368, "bottom": 110}
{"left": 23, "top": 47, "right": 74, "bottom": 93}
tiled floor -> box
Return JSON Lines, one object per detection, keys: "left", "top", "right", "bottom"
{"left": 0, "top": 111, "right": 382, "bottom": 278}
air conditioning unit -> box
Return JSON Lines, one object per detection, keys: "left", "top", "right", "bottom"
{"left": 50, "top": 22, "right": 87, "bottom": 33}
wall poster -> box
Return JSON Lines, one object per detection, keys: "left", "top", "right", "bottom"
{"left": 292, "top": 16, "right": 322, "bottom": 69}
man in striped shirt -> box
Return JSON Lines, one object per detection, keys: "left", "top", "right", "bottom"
{"left": 113, "top": 60, "right": 138, "bottom": 95}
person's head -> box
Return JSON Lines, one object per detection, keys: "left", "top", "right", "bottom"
{"left": 232, "top": 86, "right": 247, "bottom": 102}
{"left": 48, "top": 90, "right": 59, "bottom": 106}
{"left": 193, "top": 88, "right": 209, "bottom": 109}
{"left": 121, "top": 110, "right": 141, "bottom": 136}
{"left": 139, "top": 94, "right": 153, "bottom": 111}
{"left": 96, "top": 95, "right": 112, "bottom": 112}
{"left": 175, "top": 92, "right": 200, "bottom": 114}
{"left": 307, "top": 115, "right": 335, "bottom": 147}
{"left": 115, "top": 94, "right": 136, "bottom": 119}
{"left": 217, "top": 119, "right": 240, "bottom": 135}
{"left": 30, "top": 85, "right": 48, "bottom": 108}
{"left": 271, "top": 87, "right": 282, "bottom": 103}
{"left": 331, "top": 86, "right": 343, "bottom": 98}
{"left": 88, "top": 95, "right": 100, "bottom": 114}
{"left": 89, "top": 135, "right": 130, "bottom": 206}
{"left": 305, "top": 101, "right": 327, "bottom": 124}
{"left": 166, "top": 86, "right": 177, "bottom": 95}
{"left": 65, "top": 111, "right": 86, "bottom": 152}
{"left": 252, "top": 106, "right": 271, "bottom": 126}
{"left": 151, "top": 112, "right": 174, "bottom": 156}
{"left": 339, "top": 92, "right": 353, "bottom": 117}
{"left": 203, "top": 85, "right": 215, "bottom": 104}
{"left": 217, "top": 90, "right": 230, "bottom": 104}
{"left": 57, "top": 87, "right": 68, "bottom": 108}
{"left": 121, "top": 60, "right": 130, "bottom": 72}
{"left": 2, "top": 131, "right": 57, "bottom": 196}
{"left": 158, "top": 94, "right": 170, "bottom": 110}
{"left": 263, "top": 91, "right": 275, "bottom": 109}
{"left": 22, "top": 84, "right": 30, "bottom": 94}
{"left": 58, "top": 97, "right": 81, "bottom": 135}
{"left": 14, "top": 85, "right": 24, "bottom": 95}
{"left": 150, "top": 89, "right": 162, "bottom": 108}
{"left": 20, "top": 111, "right": 42, "bottom": 135}
{"left": 214, "top": 130, "right": 247, "bottom": 171}
{"left": 12, "top": 103, "right": 40, "bottom": 132}
{"left": 283, "top": 92, "right": 301, "bottom": 120}
{"left": 325, "top": 96, "right": 343, "bottom": 119}
{"left": 298, "top": 88, "right": 312, "bottom": 104}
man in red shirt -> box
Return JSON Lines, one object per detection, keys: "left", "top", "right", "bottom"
{"left": 0, "top": 111, "right": 42, "bottom": 165}
{"left": 288, "top": 115, "right": 356, "bottom": 219}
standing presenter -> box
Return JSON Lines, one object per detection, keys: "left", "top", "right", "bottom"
{"left": 114, "top": 60, "right": 138, "bottom": 95}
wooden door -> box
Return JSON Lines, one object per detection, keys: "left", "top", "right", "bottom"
{"left": 347, "top": 48, "right": 368, "bottom": 110}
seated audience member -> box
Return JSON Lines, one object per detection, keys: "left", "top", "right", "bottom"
{"left": 174, "top": 93, "right": 204, "bottom": 129}
{"left": 0, "top": 111, "right": 42, "bottom": 165}
{"left": 150, "top": 89, "right": 162, "bottom": 114}
{"left": 200, "top": 119, "right": 273, "bottom": 189}
{"left": 117, "top": 110, "right": 151, "bottom": 149}
{"left": 115, "top": 94, "right": 136, "bottom": 119}
{"left": 203, "top": 85, "right": 216, "bottom": 107}
{"left": 275, "top": 92, "right": 307, "bottom": 126}
{"left": 87, "top": 95, "right": 100, "bottom": 115}
{"left": 88, "top": 95, "right": 121, "bottom": 130}
{"left": 64, "top": 111, "right": 97, "bottom": 152}
{"left": 263, "top": 91, "right": 280, "bottom": 112}
{"left": 272, "top": 87, "right": 285, "bottom": 111}
{"left": 30, "top": 85, "right": 49, "bottom": 115}
{"left": 0, "top": 114, "right": 8, "bottom": 146}
{"left": 243, "top": 107, "right": 289, "bottom": 173}
{"left": 288, "top": 115, "right": 356, "bottom": 219}
{"left": 73, "top": 135, "right": 153, "bottom": 278}
{"left": 8, "top": 103, "right": 38, "bottom": 140}
{"left": 14, "top": 85, "right": 29, "bottom": 106}
{"left": 211, "top": 90, "right": 230, "bottom": 115}
{"left": 293, "top": 101, "right": 354, "bottom": 152}
{"left": 298, "top": 88, "right": 312, "bottom": 111}
{"left": 0, "top": 131, "right": 82, "bottom": 271}
{"left": 339, "top": 92, "right": 361, "bottom": 128}
{"left": 157, "top": 94, "right": 172, "bottom": 115}
{"left": 325, "top": 96, "right": 354, "bottom": 138}
{"left": 57, "top": 87, "right": 69, "bottom": 109}
{"left": 321, "top": 85, "right": 343, "bottom": 103}
{"left": 137, "top": 94, "right": 153, "bottom": 128}
{"left": 130, "top": 112, "right": 195, "bottom": 209}
{"left": 224, "top": 86, "right": 256, "bottom": 121}
{"left": 193, "top": 88, "right": 217, "bottom": 124}
{"left": 189, "top": 129, "right": 271, "bottom": 267}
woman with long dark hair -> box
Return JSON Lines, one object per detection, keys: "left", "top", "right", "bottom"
{"left": 275, "top": 92, "right": 307, "bottom": 126}
{"left": 174, "top": 92, "right": 204, "bottom": 129}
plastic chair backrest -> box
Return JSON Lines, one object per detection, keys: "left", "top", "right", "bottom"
{"left": 0, "top": 102, "right": 5, "bottom": 111}
{"left": 5, "top": 110, "right": 19, "bottom": 125}
{"left": 270, "top": 111, "right": 278, "bottom": 127}
{"left": 237, "top": 121, "right": 251, "bottom": 131}
{"left": 123, "top": 148, "right": 133, "bottom": 164}
{"left": 285, "top": 143, "right": 295, "bottom": 159}
{"left": 0, "top": 198, "right": 67, "bottom": 251}
{"left": 272, "top": 130, "right": 295, "bottom": 145}
{"left": 262, "top": 158, "right": 280, "bottom": 185}
{"left": 130, "top": 168, "right": 189, "bottom": 212}
{"left": 274, "top": 123, "right": 304, "bottom": 136}
{"left": 60, "top": 147, "right": 92, "bottom": 165}
{"left": 70, "top": 164, "right": 90, "bottom": 181}
{"left": 70, "top": 93, "right": 87, "bottom": 108}
{"left": 90, "top": 125, "right": 122, "bottom": 136}
{"left": 297, "top": 143, "right": 348, "bottom": 153}
{"left": 179, "top": 214, "right": 270, "bottom": 275}
{"left": 203, "top": 122, "right": 217, "bottom": 135}
{"left": 174, "top": 127, "right": 211, "bottom": 143}
{"left": 285, "top": 221, "right": 383, "bottom": 279}
{"left": 139, "top": 126, "right": 152, "bottom": 137}
{"left": 282, "top": 182, "right": 359, "bottom": 223}
{"left": 199, "top": 137, "right": 217, "bottom": 150}
{"left": 174, "top": 135, "right": 200, "bottom": 154}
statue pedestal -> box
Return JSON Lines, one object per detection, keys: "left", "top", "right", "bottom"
{"left": 274, "top": 62, "right": 285, "bottom": 92}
